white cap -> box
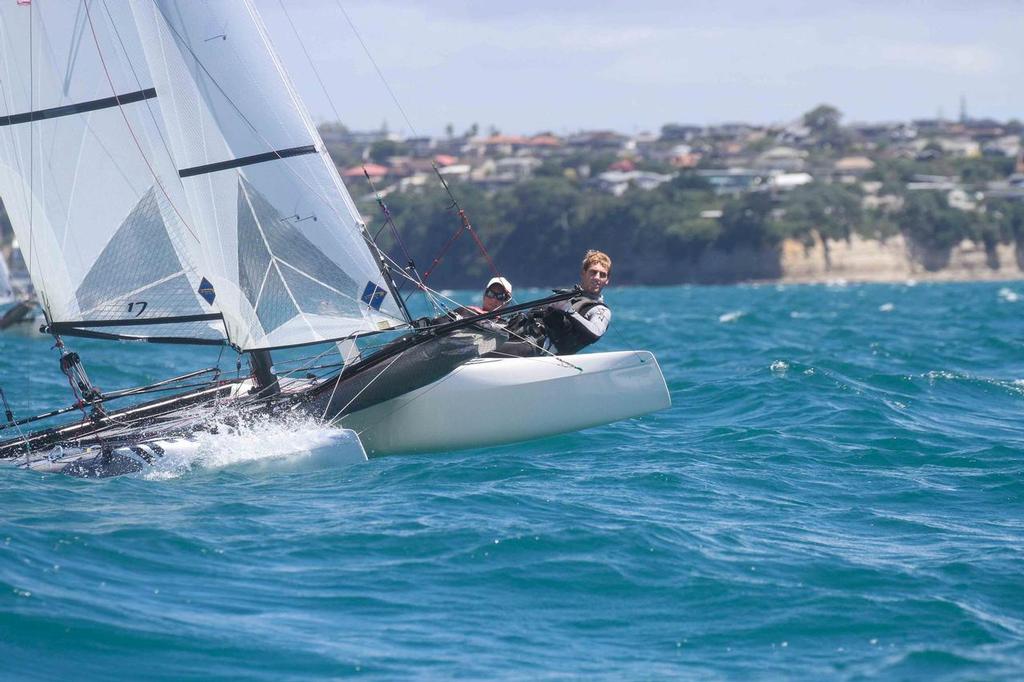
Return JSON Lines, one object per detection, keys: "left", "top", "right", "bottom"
{"left": 486, "top": 276, "right": 512, "bottom": 296}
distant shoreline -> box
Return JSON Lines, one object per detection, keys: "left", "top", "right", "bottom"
{"left": 774, "top": 234, "right": 1024, "bottom": 286}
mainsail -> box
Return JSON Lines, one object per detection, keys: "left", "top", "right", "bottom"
{"left": 0, "top": 0, "right": 407, "bottom": 349}
{"left": 129, "top": 0, "right": 407, "bottom": 350}
{"left": 0, "top": 1, "right": 222, "bottom": 342}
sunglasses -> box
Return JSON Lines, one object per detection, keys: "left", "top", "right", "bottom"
{"left": 484, "top": 289, "right": 510, "bottom": 302}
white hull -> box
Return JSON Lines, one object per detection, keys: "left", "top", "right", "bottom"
{"left": 338, "top": 351, "right": 671, "bottom": 455}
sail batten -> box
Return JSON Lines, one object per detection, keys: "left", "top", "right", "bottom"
{"left": 178, "top": 144, "right": 317, "bottom": 178}
{"left": 0, "top": 87, "right": 157, "bottom": 127}
{"left": 49, "top": 312, "right": 223, "bottom": 329}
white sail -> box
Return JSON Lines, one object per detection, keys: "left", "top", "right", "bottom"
{"left": 128, "top": 0, "right": 407, "bottom": 350}
{"left": 0, "top": 1, "right": 224, "bottom": 342}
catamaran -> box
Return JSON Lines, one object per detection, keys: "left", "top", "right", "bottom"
{"left": 0, "top": 0, "right": 670, "bottom": 477}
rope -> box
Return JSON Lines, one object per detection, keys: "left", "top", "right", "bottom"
{"left": 0, "top": 386, "right": 32, "bottom": 459}
{"left": 320, "top": 347, "right": 409, "bottom": 423}
{"left": 422, "top": 162, "right": 501, "bottom": 281}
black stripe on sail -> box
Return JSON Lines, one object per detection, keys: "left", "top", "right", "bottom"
{"left": 44, "top": 327, "right": 227, "bottom": 346}
{"left": 178, "top": 145, "right": 318, "bottom": 178}
{"left": 0, "top": 88, "right": 157, "bottom": 127}
{"left": 48, "top": 313, "right": 223, "bottom": 331}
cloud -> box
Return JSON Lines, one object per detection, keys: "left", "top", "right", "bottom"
{"left": 866, "top": 42, "right": 1000, "bottom": 76}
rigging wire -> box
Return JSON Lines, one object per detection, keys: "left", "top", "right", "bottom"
{"left": 360, "top": 166, "right": 440, "bottom": 314}
{"left": 275, "top": 0, "right": 344, "bottom": 125}
{"left": 329, "top": 1, "right": 503, "bottom": 285}
{"left": 332, "top": 0, "right": 420, "bottom": 139}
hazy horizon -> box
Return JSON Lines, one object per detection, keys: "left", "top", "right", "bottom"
{"left": 253, "top": 0, "right": 1023, "bottom": 137}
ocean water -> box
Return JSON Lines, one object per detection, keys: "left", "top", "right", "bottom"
{"left": 1, "top": 281, "right": 1023, "bottom": 680}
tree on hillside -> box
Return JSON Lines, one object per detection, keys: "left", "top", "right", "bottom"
{"left": 803, "top": 104, "right": 841, "bottom": 135}
{"left": 718, "top": 192, "right": 777, "bottom": 250}
{"left": 660, "top": 123, "right": 700, "bottom": 141}
{"left": 898, "top": 191, "right": 971, "bottom": 269}
{"left": 802, "top": 104, "right": 848, "bottom": 152}
{"left": 368, "top": 139, "right": 407, "bottom": 164}
{"left": 778, "top": 182, "right": 863, "bottom": 243}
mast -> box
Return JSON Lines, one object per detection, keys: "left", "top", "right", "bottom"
{"left": 248, "top": 350, "right": 280, "bottom": 397}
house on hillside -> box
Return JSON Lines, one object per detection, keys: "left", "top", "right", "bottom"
{"left": 937, "top": 137, "right": 981, "bottom": 158}
{"left": 566, "top": 130, "right": 629, "bottom": 152}
{"left": 983, "top": 136, "right": 1021, "bottom": 158}
{"left": 593, "top": 170, "right": 674, "bottom": 196}
{"left": 695, "top": 168, "right": 766, "bottom": 195}
{"left": 768, "top": 172, "right": 813, "bottom": 189}
{"left": 832, "top": 156, "right": 876, "bottom": 183}
{"left": 755, "top": 146, "right": 808, "bottom": 172}
{"left": 341, "top": 163, "right": 389, "bottom": 181}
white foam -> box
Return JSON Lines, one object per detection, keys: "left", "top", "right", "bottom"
{"left": 144, "top": 414, "right": 367, "bottom": 479}
{"left": 718, "top": 310, "right": 744, "bottom": 323}
{"left": 998, "top": 287, "right": 1019, "bottom": 303}
{"left": 879, "top": 302, "right": 895, "bottom": 312}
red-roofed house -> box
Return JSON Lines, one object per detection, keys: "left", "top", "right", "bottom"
{"left": 341, "top": 163, "right": 388, "bottom": 179}
{"left": 525, "top": 134, "right": 562, "bottom": 148}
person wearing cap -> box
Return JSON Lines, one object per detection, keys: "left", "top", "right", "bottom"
{"left": 451, "top": 276, "right": 513, "bottom": 318}
{"left": 481, "top": 276, "right": 512, "bottom": 313}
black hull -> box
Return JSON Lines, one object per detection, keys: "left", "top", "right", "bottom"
{"left": 0, "top": 325, "right": 503, "bottom": 477}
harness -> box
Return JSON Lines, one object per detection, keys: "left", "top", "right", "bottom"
{"left": 541, "top": 295, "right": 604, "bottom": 355}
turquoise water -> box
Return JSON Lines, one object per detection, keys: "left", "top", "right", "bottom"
{"left": 2, "top": 282, "right": 1023, "bottom": 680}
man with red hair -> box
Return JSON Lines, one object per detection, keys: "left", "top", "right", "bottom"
{"left": 540, "top": 250, "right": 612, "bottom": 355}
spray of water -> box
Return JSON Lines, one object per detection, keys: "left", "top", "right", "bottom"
{"left": 144, "top": 413, "right": 367, "bottom": 480}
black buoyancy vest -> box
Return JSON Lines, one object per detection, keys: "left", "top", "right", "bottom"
{"left": 543, "top": 295, "right": 604, "bottom": 355}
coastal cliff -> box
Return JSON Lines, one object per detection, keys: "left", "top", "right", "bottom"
{"left": 778, "top": 234, "right": 1024, "bottom": 283}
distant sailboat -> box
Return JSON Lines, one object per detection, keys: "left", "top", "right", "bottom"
{"left": 0, "top": 246, "right": 39, "bottom": 330}
{"left": 0, "top": 0, "right": 669, "bottom": 476}
{"left": 0, "top": 250, "right": 12, "bottom": 304}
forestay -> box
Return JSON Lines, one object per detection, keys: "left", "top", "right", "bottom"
{"left": 0, "top": 1, "right": 223, "bottom": 342}
{"left": 129, "top": 0, "right": 407, "bottom": 350}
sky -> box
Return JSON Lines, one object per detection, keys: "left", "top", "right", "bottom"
{"left": 252, "top": 0, "right": 1024, "bottom": 137}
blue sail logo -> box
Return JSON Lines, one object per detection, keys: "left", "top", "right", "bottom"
{"left": 198, "top": 277, "right": 216, "bottom": 305}
{"left": 361, "top": 282, "right": 387, "bottom": 310}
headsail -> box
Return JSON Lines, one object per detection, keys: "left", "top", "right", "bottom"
{"left": 0, "top": 1, "right": 224, "bottom": 343}
{"left": 128, "top": 0, "right": 407, "bottom": 350}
